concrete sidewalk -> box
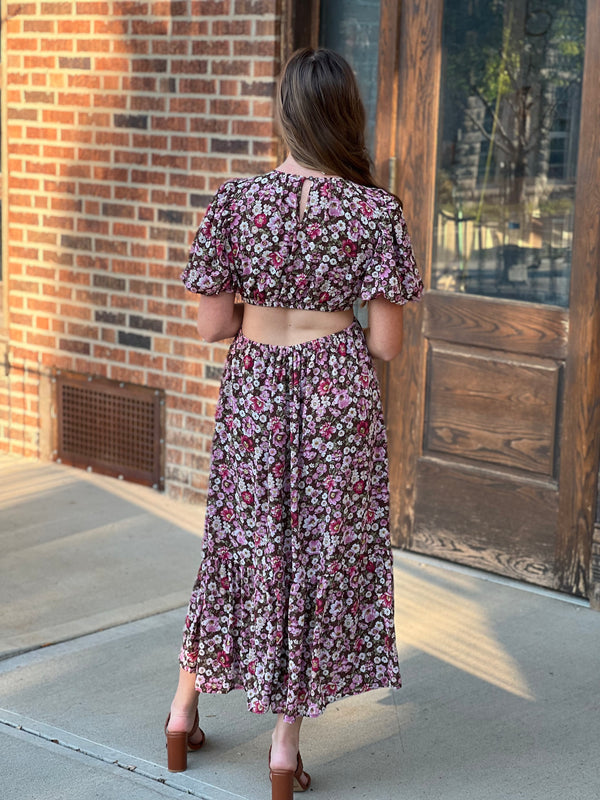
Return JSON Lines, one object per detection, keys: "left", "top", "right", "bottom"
{"left": 1, "top": 453, "right": 599, "bottom": 800}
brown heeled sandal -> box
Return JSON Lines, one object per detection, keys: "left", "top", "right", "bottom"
{"left": 164, "top": 710, "right": 205, "bottom": 772}
{"left": 269, "top": 747, "right": 311, "bottom": 798}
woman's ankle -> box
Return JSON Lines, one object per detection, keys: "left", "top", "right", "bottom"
{"left": 269, "top": 716, "right": 302, "bottom": 770}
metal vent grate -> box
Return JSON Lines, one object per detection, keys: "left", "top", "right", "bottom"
{"left": 55, "top": 371, "right": 165, "bottom": 490}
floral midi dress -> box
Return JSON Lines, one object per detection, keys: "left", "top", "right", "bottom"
{"left": 179, "top": 170, "right": 423, "bottom": 722}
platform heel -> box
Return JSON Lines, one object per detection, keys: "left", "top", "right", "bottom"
{"left": 271, "top": 768, "right": 294, "bottom": 800}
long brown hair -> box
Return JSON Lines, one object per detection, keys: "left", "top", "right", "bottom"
{"left": 276, "top": 48, "right": 379, "bottom": 188}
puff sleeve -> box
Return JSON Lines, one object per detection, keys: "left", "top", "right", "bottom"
{"left": 360, "top": 199, "right": 423, "bottom": 305}
{"left": 181, "top": 180, "right": 240, "bottom": 295}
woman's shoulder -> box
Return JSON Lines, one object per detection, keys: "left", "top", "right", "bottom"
{"left": 211, "top": 172, "right": 282, "bottom": 205}
{"left": 341, "top": 181, "right": 403, "bottom": 219}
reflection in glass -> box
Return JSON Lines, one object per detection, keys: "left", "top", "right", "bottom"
{"left": 319, "top": 0, "right": 381, "bottom": 153}
{"left": 433, "top": 0, "right": 586, "bottom": 307}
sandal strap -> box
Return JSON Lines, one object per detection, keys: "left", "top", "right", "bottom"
{"left": 188, "top": 710, "right": 199, "bottom": 738}
{"left": 294, "top": 752, "right": 311, "bottom": 791}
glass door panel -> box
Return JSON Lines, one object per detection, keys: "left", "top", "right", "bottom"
{"left": 319, "top": 0, "right": 382, "bottom": 152}
{"left": 433, "top": 0, "right": 586, "bottom": 307}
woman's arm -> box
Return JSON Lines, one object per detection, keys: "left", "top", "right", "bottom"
{"left": 196, "top": 293, "right": 244, "bottom": 342}
{"left": 365, "top": 296, "right": 404, "bottom": 361}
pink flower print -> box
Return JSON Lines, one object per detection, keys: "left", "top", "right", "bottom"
{"left": 217, "top": 464, "right": 230, "bottom": 477}
{"left": 243, "top": 354, "right": 253, "bottom": 369}
{"left": 217, "top": 650, "right": 231, "bottom": 667}
{"left": 353, "top": 479, "right": 365, "bottom": 494}
{"left": 270, "top": 252, "right": 283, "bottom": 267}
{"left": 250, "top": 396, "right": 264, "bottom": 412}
{"left": 329, "top": 488, "right": 342, "bottom": 504}
{"left": 366, "top": 561, "right": 376, "bottom": 573}
{"left": 318, "top": 291, "right": 330, "bottom": 304}
{"left": 329, "top": 198, "right": 343, "bottom": 216}
{"left": 382, "top": 592, "right": 393, "bottom": 608}
{"left": 329, "top": 517, "right": 342, "bottom": 534}
{"left": 320, "top": 422, "right": 334, "bottom": 440}
{"left": 272, "top": 461, "right": 284, "bottom": 478}
{"left": 253, "top": 289, "right": 265, "bottom": 304}
{"left": 248, "top": 660, "right": 256, "bottom": 675}
{"left": 365, "top": 509, "right": 375, "bottom": 523}
{"left": 338, "top": 342, "right": 347, "bottom": 356}
{"left": 359, "top": 201, "right": 373, "bottom": 218}
{"left": 204, "top": 618, "right": 221, "bottom": 634}
{"left": 254, "top": 212, "right": 267, "bottom": 227}
{"left": 356, "top": 419, "right": 369, "bottom": 436}
{"left": 360, "top": 372, "right": 370, "bottom": 387}
{"left": 241, "top": 490, "right": 254, "bottom": 505}
{"left": 220, "top": 507, "right": 234, "bottom": 522}
{"left": 307, "top": 223, "right": 321, "bottom": 239}
{"left": 291, "top": 510, "right": 298, "bottom": 528}
{"left": 318, "top": 378, "right": 332, "bottom": 395}
{"left": 241, "top": 435, "right": 254, "bottom": 452}
{"left": 348, "top": 218, "right": 363, "bottom": 238}
{"left": 362, "top": 606, "right": 378, "bottom": 623}
{"left": 354, "top": 638, "right": 364, "bottom": 652}
{"left": 336, "top": 390, "right": 351, "bottom": 409}
{"left": 272, "top": 505, "right": 283, "bottom": 521}
{"left": 220, "top": 576, "right": 229, "bottom": 590}
{"left": 342, "top": 239, "right": 357, "bottom": 257}
{"left": 315, "top": 597, "right": 325, "bottom": 614}
{"left": 311, "top": 657, "right": 320, "bottom": 671}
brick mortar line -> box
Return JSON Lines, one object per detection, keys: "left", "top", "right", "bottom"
{"left": 10, "top": 31, "right": 278, "bottom": 36}
{"left": 10, "top": 120, "right": 276, "bottom": 127}
{"left": 8, "top": 161, "right": 273, "bottom": 174}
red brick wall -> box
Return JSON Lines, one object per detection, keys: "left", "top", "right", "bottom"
{"left": 0, "top": 0, "right": 281, "bottom": 501}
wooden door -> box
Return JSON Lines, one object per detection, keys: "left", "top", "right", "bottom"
{"left": 386, "top": 0, "right": 600, "bottom": 597}
{"left": 286, "top": 0, "right": 600, "bottom": 598}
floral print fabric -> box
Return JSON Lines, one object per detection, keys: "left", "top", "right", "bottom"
{"left": 181, "top": 170, "right": 423, "bottom": 310}
{"left": 179, "top": 171, "right": 422, "bottom": 721}
{"left": 180, "top": 321, "right": 402, "bottom": 721}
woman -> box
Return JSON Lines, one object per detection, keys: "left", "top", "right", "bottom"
{"left": 165, "top": 47, "right": 423, "bottom": 799}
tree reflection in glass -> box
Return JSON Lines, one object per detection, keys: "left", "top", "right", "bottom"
{"left": 433, "top": 0, "right": 586, "bottom": 307}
